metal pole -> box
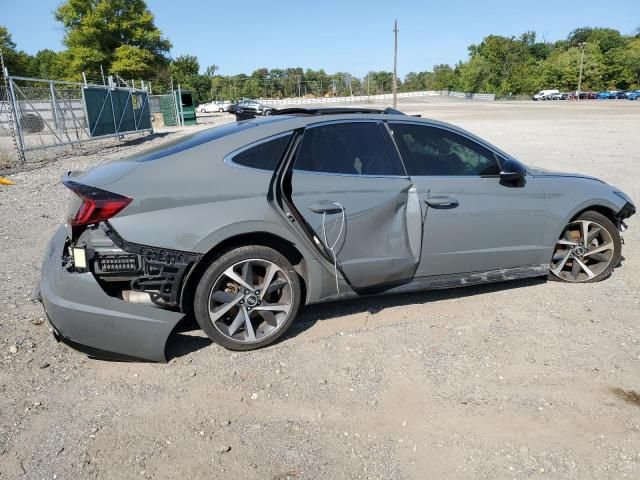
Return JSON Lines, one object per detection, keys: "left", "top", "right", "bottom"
{"left": 577, "top": 42, "right": 586, "bottom": 100}
{"left": 82, "top": 72, "right": 88, "bottom": 87}
{"left": 79, "top": 83, "right": 90, "bottom": 141}
{"left": 108, "top": 87, "right": 118, "bottom": 137}
{"left": 177, "top": 84, "right": 184, "bottom": 126}
{"left": 7, "top": 76, "right": 26, "bottom": 157}
{"left": 100, "top": 65, "right": 105, "bottom": 85}
{"left": 1, "top": 50, "right": 26, "bottom": 163}
{"left": 50, "top": 81, "right": 59, "bottom": 131}
{"left": 393, "top": 19, "right": 398, "bottom": 108}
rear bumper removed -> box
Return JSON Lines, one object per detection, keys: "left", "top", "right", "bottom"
{"left": 40, "top": 226, "right": 183, "bottom": 362}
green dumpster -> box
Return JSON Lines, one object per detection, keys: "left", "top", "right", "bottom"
{"left": 158, "top": 91, "right": 197, "bottom": 127}
{"left": 177, "top": 90, "right": 197, "bottom": 126}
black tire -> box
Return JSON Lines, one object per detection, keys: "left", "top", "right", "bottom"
{"left": 193, "top": 245, "right": 301, "bottom": 351}
{"left": 549, "top": 210, "right": 622, "bottom": 283}
{"left": 264, "top": 109, "right": 272, "bottom": 116}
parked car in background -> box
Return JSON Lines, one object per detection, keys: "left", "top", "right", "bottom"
{"left": 615, "top": 91, "right": 628, "bottom": 99}
{"left": 596, "top": 91, "right": 610, "bottom": 99}
{"left": 626, "top": 90, "right": 640, "bottom": 100}
{"left": 39, "top": 107, "right": 636, "bottom": 361}
{"left": 550, "top": 92, "right": 569, "bottom": 100}
{"left": 578, "top": 91, "right": 597, "bottom": 99}
{"left": 606, "top": 91, "right": 620, "bottom": 99}
{"left": 198, "top": 101, "right": 232, "bottom": 113}
{"left": 229, "top": 99, "right": 273, "bottom": 120}
{"left": 532, "top": 89, "right": 559, "bottom": 101}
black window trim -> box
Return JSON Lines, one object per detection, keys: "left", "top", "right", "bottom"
{"left": 224, "top": 131, "right": 294, "bottom": 172}
{"left": 292, "top": 119, "right": 409, "bottom": 179}
{"left": 385, "top": 120, "right": 508, "bottom": 178}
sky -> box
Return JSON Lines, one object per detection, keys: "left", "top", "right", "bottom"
{"left": 2, "top": 0, "right": 638, "bottom": 77}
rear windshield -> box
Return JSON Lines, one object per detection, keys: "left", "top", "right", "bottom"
{"left": 129, "top": 122, "right": 256, "bottom": 162}
{"left": 128, "top": 116, "right": 293, "bottom": 163}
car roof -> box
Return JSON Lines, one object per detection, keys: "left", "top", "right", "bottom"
{"left": 129, "top": 110, "right": 514, "bottom": 164}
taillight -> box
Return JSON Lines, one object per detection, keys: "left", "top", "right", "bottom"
{"left": 63, "top": 180, "right": 132, "bottom": 226}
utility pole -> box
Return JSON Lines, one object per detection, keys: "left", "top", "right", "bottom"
{"left": 577, "top": 42, "right": 586, "bottom": 100}
{"left": 393, "top": 19, "right": 398, "bottom": 109}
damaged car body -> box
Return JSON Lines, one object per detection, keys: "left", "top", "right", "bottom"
{"left": 39, "top": 108, "right": 636, "bottom": 361}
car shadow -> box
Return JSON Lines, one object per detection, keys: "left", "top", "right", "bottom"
{"left": 165, "top": 277, "right": 547, "bottom": 361}
{"left": 283, "top": 277, "right": 547, "bottom": 340}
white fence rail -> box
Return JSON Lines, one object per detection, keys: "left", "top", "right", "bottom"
{"left": 259, "top": 90, "right": 495, "bottom": 106}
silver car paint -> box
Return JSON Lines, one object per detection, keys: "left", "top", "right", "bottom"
{"left": 40, "top": 113, "right": 635, "bottom": 361}
{"left": 291, "top": 170, "right": 421, "bottom": 288}
{"left": 41, "top": 226, "right": 183, "bottom": 362}
{"left": 413, "top": 175, "right": 549, "bottom": 276}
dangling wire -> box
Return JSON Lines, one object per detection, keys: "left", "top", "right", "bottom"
{"left": 321, "top": 202, "right": 345, "bottom": 294}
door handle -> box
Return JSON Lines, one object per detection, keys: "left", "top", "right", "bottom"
{"left": 308, "top": 202, "right": 344, "bottom": 214}
{"left": 425, "top": 196, "right": 459, "bottom": 209}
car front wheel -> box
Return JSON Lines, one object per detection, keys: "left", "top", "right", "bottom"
{"left": 194, "top": 246, "right": 301, "bottom": 350}
{"left": 549, "top": 211, "right": 621, "bottom": 283}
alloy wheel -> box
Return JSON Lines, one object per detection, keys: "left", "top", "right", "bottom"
{"left": 207, "top": 259, "right": 293, "bottom": 343}
{"left": 550, "top": 219, "right": 615, "bottom": 282}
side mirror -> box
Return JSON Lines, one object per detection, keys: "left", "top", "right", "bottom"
{"left": 500, "top": 159, "right": 526, "bottom": 184}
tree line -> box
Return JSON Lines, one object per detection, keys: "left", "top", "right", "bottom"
{"left": 1, "top": 0, "right": 638, "bottom": 102}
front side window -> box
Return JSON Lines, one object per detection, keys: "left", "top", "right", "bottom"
{"left": 389, "top": 123, "right": 501, "bottom": 176}
{"left": 294, "top": 122, "right": 403, "bottom": 176}
{"left": 230, "top": 133, "right": 292, "bottom": 171}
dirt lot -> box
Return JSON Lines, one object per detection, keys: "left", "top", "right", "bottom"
{"left": 1, "top": 98, "right": 639, "bottom": 479}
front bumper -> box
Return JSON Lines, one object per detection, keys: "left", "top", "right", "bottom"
{"left": 40, "top": 226, "right": 184, "bottom": 362}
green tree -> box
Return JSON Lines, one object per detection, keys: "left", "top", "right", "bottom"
{"left": 170, "top": 54, "right": 199, "bottom": 84}
{"left": 205, "top": 64, "right": 219, "bottom": 77}
{"left": 29, "top": 49, "right": 69, "bottom": 79}
{"left": 0, "top": 25, "right": 32, "bottom": 76}
{"left": 55, "top": 0, "right": 171, "bottom": 81}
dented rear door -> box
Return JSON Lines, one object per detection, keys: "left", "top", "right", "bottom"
{"left": 289, "top": 121, "right": 422, "bottom": 289}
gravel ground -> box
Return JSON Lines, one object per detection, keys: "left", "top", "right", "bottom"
{"left": 1, "top": 98, "right": 639, "bottom": 479}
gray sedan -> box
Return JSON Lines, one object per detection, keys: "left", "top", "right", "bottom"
{"left": 39, "top": 107, "right": 636, "bottom": 361}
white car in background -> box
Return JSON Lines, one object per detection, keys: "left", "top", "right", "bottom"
{"left": 532, "top": 89, "right": 560, "bottom": 101}
{"left": 198, "top": 101, "right": 232, "bottom": 113}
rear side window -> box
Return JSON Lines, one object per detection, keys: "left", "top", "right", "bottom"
{"left": 295, "top": 122, "right": 404, "bottom": 176}
{"left": 389, "top": 123, "right": 501, "bottom": 176}
{"left": 231, "top": 133, "right": 292, "bottom": 171}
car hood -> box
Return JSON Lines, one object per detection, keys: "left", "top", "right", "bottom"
{"left": 527, "top": 166, "right": 603, "bottom": 183}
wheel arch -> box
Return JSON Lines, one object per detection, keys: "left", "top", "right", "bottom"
{"left": 570, "top": 204, "right": 618, "bottom": 224}
{"left": 180, "top": 231, "right": 309, "bottom": 315}
{"left": 547, "top": 198, "right": 623, "bottom": 246}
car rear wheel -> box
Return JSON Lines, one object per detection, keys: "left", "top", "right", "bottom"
{"left": 549, "top": 211, "right": 621, "bottom": 283}
{"left": 194, "top": 246, "right": 301, "bottom": 350}
{"left": 218, "top": 108, "right": 224, "bottom": 112}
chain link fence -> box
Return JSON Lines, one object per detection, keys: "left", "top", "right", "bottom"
{"left": 0, "top": 82, "right": 25, "bottom": 169}
{"left": 0, "top": 71, "right": 153, "bottom": 173}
